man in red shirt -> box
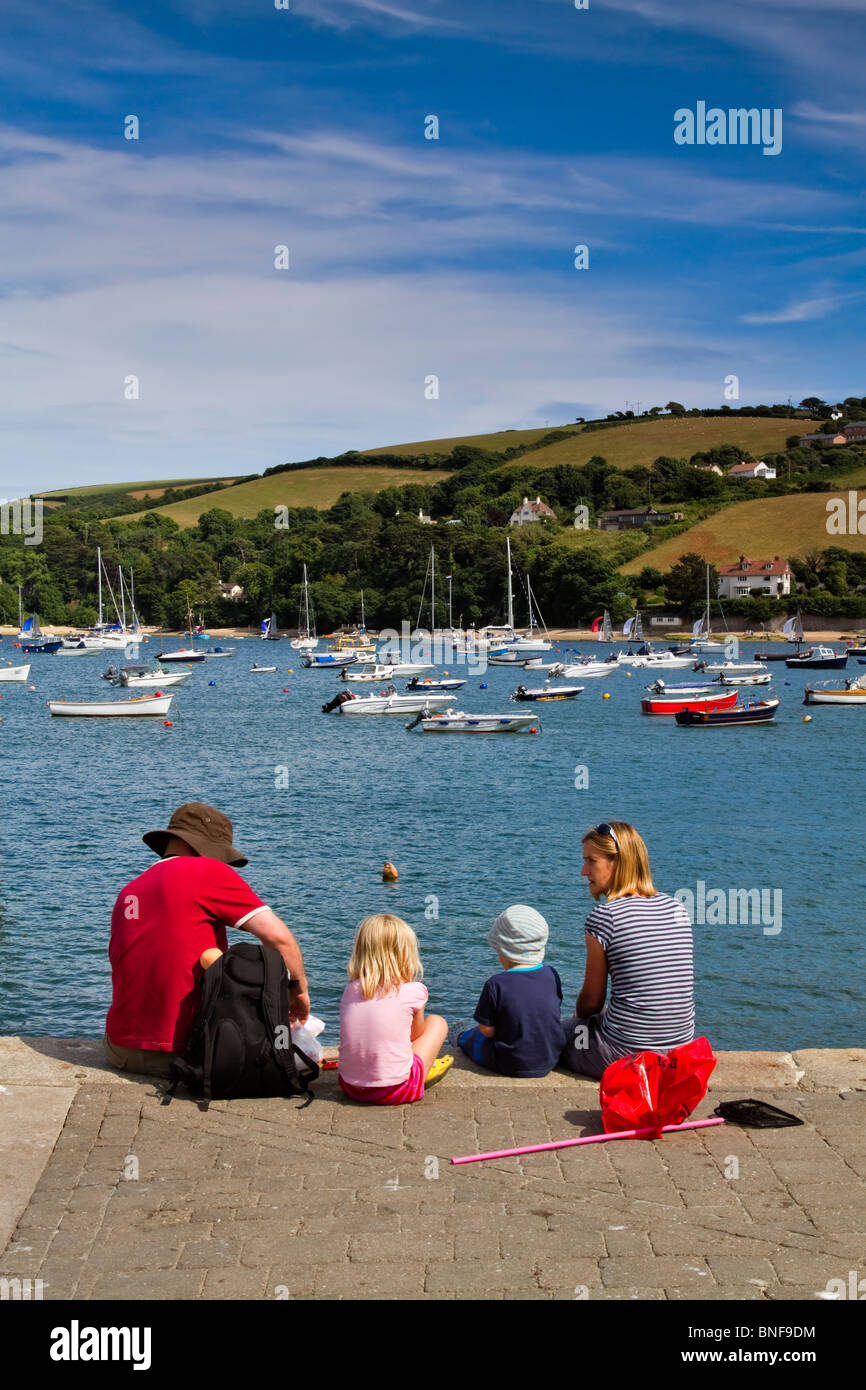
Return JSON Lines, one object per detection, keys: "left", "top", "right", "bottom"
{"left": 105, "top": 802, "right": 310, "bottom": 1077}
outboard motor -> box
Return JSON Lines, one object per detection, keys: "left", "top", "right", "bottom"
{"left": 322, "top": 690, "right": 355, "bottom": 714}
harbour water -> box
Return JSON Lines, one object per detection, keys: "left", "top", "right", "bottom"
{"left": 0, "top": 639, "right": 863, "bottom": 1050}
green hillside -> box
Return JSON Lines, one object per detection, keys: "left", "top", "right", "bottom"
{"left": 115, "top": 466, "right": 452, "bottom": 527}
{"left": 494, "top": 418, "right": 815, "bottom": 475}
{"left": 361, "top": 425, "right": 576, "bottom": 457}
{"left": 619, "top": 487, "right": 866, "bottom": 574}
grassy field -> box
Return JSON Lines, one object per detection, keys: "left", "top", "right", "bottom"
{"left": 38, "top": 477, "right": 235, "bottom": 501}
{"left": 619, "top": 489, "right": 866, "bottom": 573}
{"left": 493, "top": 418, "right": 815, "bottom": 475}
{"left": 115, "top": 467, "right": 452, "bottom": 526}
{"left": 361, "top": 425, "right": 580, "bottom": 456}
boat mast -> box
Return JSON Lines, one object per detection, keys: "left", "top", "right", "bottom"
{"left": 430, "top": 545, "right": 435, "bottom": 634}
{"left": 360, "top": 589, "right": 365, "bottom": 633}
{"left": 119, "top": 566, "right": 127, "bottom": 630}
{"left": 17, "top": 584, "right": 22, "bottom": 631}
{"left": 97, "top": 546, "right": 103, "bottom": 627}
{"left": 448, "top": 574, "right": 453, "bottom": 631}
{"left": 506, "top": 537, "right": 514, "bottom": 631}
{"left": 303, "top": 564, "right": 310, "bottom": 635}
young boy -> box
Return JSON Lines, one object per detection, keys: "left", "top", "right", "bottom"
{"left": 458, "top": 905, "right": 565, "bottom": 1078}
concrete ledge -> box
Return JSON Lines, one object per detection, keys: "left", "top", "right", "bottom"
{"left": 0, "top": 1085, "right": 76, "bottom": 1251}
{"left": 792, "top": 1048, "right": 866, "bottom": 1092}
{"left": 2, "top": 1037, "right": 864, "bottom": 1093}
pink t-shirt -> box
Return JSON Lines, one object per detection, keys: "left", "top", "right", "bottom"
{"left": 339, "top": 979, "right": 429, "bottom": 1088}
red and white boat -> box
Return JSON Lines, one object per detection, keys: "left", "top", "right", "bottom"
{"left": 640, "top": 689, "right": 738, "bottom": 716}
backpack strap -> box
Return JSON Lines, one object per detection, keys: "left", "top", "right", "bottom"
{"left": 260, "top": 945, "right": 319, "bottom": 1094}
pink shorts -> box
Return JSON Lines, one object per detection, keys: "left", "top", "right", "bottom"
{"left": 338, "top": 1053, "right": 426, "bottom": 1105}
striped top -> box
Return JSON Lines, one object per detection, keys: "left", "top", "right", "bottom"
{"left": 585, "top": 893, "right": 694, "bottom": 1049}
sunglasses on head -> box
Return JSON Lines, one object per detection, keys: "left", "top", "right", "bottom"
{"left": 595, "top": 822, "right": 619, "bottom": 848}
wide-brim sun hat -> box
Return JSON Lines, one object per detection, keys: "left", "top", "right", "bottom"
{"left": 142, "top": 802, "right": 248, "bottom": 867}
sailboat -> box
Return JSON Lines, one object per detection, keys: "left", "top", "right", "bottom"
{"left": 158, "top": 595, "right": 206, "bottom": 663}
{"left": 19, "top": 614, "right": 63, "bottom": 654}
{"left": 64, "top": 550, "right": 143, "bottom": 651}
{"left": 593, "top": 610, "right": 613, "bottom": 643}
{"left": 291, "top": 567, "right": 319, "bottom": 650}
{"left": 261, "top": 611, "right": 280, "bottom": 641}
{"left": 756, "top": 610, "right": 803, "bottom": 662}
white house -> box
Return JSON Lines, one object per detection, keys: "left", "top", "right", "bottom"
{"left": 728, "top": 460, "right": 777, "bottom": 480}
{"left": 717, "top": 556, "right": 791, "bottom": 599}
{"left": 217, "top": 580, "right": 243, "bottom": 601}
{"left": 509, "top": 495, "right": 556, "bottom": 526}
{"left": 417, "top": 509, "right": 434, "bottom": 525}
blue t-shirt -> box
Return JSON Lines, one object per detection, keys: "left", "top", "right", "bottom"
{"left": 474, "top": 964, "right": 565, "bottom": 1078}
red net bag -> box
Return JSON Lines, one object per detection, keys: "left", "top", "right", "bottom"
{"left": 600, "top": 1037, "right": 716, "bottom": 1136}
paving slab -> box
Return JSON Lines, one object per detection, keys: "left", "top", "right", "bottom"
{"left": 2, "top": 1039, "right": 865, "bottom": 1302}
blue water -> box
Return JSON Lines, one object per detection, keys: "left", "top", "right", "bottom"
{"left": 0, "top": 640, "right": 863, "bottom": 1050}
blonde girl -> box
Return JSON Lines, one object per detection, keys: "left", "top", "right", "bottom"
{"left": 338, "top": 913, "right": 449, "bottom": 1104}
{"left": 560, "top": 821, "right": 695, "bottom": 1078}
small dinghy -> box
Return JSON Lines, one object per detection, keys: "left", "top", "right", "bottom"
{"left": 0, "top": 664, "right": 31, "bottom": 682}
{"left": 675, "top": 698, "right": 779, "bottom": 726}
{"left": 47, "top": 694, "right": 174, "bottom": 717}
{"left": 250, "top": 664, "right": 277, "bottom": 673}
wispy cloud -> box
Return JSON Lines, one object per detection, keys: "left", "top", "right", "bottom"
{"left": 740, "top": 291, "right": 849, "bottom": 324}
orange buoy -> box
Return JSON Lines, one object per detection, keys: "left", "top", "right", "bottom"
{"left": 382, "top": 861, "right": 399, "bottom": 882}
{"left": 163, "top": 719, "right": 173, "bottom": 727}
{"left": 529, "top": 727, "right": 538, "bottom": 734}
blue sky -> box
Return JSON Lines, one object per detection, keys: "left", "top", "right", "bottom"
{"left": 1, "top": 0, "right": 864, "bottom": 492}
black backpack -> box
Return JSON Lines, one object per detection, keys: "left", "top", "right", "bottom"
{"left": 162, "top": 941, "right": 319, "bottom": 1108}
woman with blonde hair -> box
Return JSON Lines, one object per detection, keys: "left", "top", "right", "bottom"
{"left": 560, "top": 821, "right": 694, "bottom": 1078}
{"left": 338, "top": 913, "right": 450, "bottom": 1104}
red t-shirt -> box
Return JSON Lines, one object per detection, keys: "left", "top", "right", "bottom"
{"left": 106, "top": 856, "right": 268, "bottom": 1052}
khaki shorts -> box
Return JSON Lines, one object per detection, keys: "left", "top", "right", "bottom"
{"left": 103, "top": 1034, "right": 175, "bottom": 1078}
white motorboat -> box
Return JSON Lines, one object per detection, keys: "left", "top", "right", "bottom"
{"left": 155, "top": 647, "right": 205, "bottom": 664}
{"left": 47, "top": 694, "right": 174, "bottom": 717}
{"left": 406, "top": 709, "right": 539, "bottom": 733}
{"left": 58, "top": 640, "right": 103, "bottom": 656}
{"left": 694, "top": 660, "right": 767, "bottom": 675}
{"left": 405, "top": 676, "right": 466, "bottom": 692}
{"left": 302, "top": 651, "right": 359, "bottom": 668}
{"left": 511, "top": 684, "right": 583, "bottom": 701}
{"left": 560, "top": 661, "right": 616, "bottom": 678}
{"left": 627, "top": 652, "right": 693, "bottom": 668}
{"left": 202, "top": 647, "right": 236, "bottom": 659}
{"left": 718, "top": 671, "right": 772, "bottom": 686}
{"left": 109, "top": 664, "right": 190, "bottom": 689}
{"left": 340, "top": 663, "right": 433, "bottom": 682}
{"left": 337, "top": 691, "right": 457, "bottom": 716}
{"left": 0, "top": 664, "right": 31, "bottom": 682}
{"left": 250, "top": 665, "right": 277, "bottom": 673}
{"left": 803, "top": 675, "right": 866, "bottom": 705}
